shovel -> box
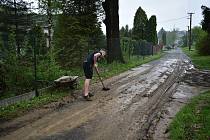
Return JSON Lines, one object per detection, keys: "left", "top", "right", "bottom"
{"left": 95, "top": 67, "right": 110, "bottom": 91}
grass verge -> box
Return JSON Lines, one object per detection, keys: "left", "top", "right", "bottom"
{"left": 169, "top": 90, "right": 210, "bottom": 140}
{"left": 182, "top": 47, "right": 210, "bottom": 70}
{"left": 0, "top": 52, "right": 164, "bottom": 120}
{"left": 0, "top": 89, "right": 70, "bottom": 120}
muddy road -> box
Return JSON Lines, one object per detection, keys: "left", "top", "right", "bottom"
{"left": 1, "top": 48, "right": 209, "bottom": 140}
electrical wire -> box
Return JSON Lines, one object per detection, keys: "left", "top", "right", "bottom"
{"left": 158, "top": 16, "right": 189, "bottom": 23}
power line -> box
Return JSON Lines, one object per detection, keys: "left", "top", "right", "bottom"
{"left": 158, "top": 16, "right": 189, "bottom": 23}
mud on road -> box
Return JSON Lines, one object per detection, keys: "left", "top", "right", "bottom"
{"left": 1, "top": 48, "right": 209, "bottom": 140}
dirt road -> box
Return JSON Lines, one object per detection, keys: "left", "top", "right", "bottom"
{"left": 0, "top": 48, "right": 208, "bottom": 140}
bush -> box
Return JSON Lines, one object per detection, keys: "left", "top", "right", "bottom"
{"left": 196, "top": 34, "right": 210, "bottom": 55}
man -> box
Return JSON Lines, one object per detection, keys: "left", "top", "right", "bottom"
{"left": 83, "top": 49, "right": 106, "bottom": 101}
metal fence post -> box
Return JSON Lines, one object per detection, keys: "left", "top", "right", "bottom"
{"left": 32, "top": 28, "right": 39, "bottom": 97}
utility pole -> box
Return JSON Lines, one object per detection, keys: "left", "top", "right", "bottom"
{"left": 186, "top": 26, "right": 189, "bottom": 48}
{"left": 188, "top": 12, "right": 195, "bottom": 51}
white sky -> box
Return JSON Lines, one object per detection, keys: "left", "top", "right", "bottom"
{"left": 102, "top": 0, "right": 210, "bottom": 33}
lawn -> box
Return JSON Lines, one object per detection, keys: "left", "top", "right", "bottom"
{"left": 182, "top": 47, "right": 210, "bottom": 70}
{"left": 169, "top": 90, "right": 210, "bottom": 140}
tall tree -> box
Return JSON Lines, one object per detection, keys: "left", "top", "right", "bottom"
{"left": 133, "top": 6, "right": 148, "bottom": 40}
{"left": 166, "top": 29, "right": 177, "bottom": 45}
{"left": 162, "top": 30, "right": 167, "bottom": 45}
{"left": 102, "top": 0, "right": 124, "bottom": 63}
{"left": 201, "top": 5, "right": 210, "bottom": 34}
{"left": 120, "top": 26, "right": 125, "bottom": 37}
{"left": 145, "top": 15, "right": 157, "bottom": 44}
{"left": 120, "top": 25, "right": 131, "bottom": 38}
{"left": 197, "top": 5, "right": 210, "bottom": 55}
{"left": 124, "top": 25, "right": 129, "bottom": 37}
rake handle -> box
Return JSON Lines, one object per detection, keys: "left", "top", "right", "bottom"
{"left": 95, "top": 67, "right": 106, "bottom": 88}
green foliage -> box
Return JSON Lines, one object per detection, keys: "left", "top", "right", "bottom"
{"left": 133, "top": 7, "right": 157, "bottom": 44}
{"left": 1, "top": 31, "right": 33, "bottom": 95}
{"left": 162, "top": 31, "right": 167, "bottom": 45}
{"left": 192, "top": 26, "right": 207, "bottom": 45}
{"left": 120, "top": 25, "right": 133, "bottom": 59}
{"left": 158, "top": 27, "right": 166, "bottom": 45}
{"left": 145, "top": 15, "right": 157, "bottom": 44}
{"left": 54, "top": 0, "right": 105, "bottom": 67}
{"left": 120, "top": 25, "right": 131, "bottom": 38}
{"left": 166, "top": 29, "right": 177, "bottom": 45}
{"left": 37, "top": 51, "right": 61, "bottom": 81}
{"left": 133, "top": 6, "right": 148, "bottom": 40}
{"left": 180, "top": 34, "right": 187, "bottom": 47}
{"left": 201, "top": 6, "right": 210, "bottom": 34}
{"left": 132, "top": 40, "right": 146, "bottom": 55}
{"left": 170, "top": 90, "right": 210, "bottom": 140}
{"left": 54, "top": 15, "right": 88, "bottom": 67}
{"left": 120, "top": 37, "right": 134, "bottom": 59}
{"left": 196, "top": 34, "right": 210, "bottom": 55}
{"left": 120, "top": 25, "right": 132, "bottom": 38}
{"left": 199, "top": 6, "right": 210, "bottom": 55}
{"left": 28, "top": 25, "right": 47, "bottom": 56}
{"left": 182, "top": 47, "right": 210, "bottom": 70}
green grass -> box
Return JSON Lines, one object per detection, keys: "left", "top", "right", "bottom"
{"left": 0, "top": 89, "right": 70, "bottom": 120}
{"left": 182, "top": 47, "right": 210, "bottom": 70}
{"left": 170, "top": 47, "right": 210, "bottom": 139}
{"left": 169, "top": 90, "right": 210, "bottom": 140}
{"left": 0, "top": 53, "right": 164, "bottom": 120}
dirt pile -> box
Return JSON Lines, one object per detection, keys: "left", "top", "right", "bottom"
{"left": 183, "top": 69, "right": 210, "bottom": 87}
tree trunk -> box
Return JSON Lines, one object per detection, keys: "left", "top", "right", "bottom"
{"left": 103, "top": 0, "right": 124, "bottom": 63}
{"left": 14, "top": 0, "right": 20, "bottom": 56}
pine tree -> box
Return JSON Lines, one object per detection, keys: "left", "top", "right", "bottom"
{"left": 133, "top": 6, "right": 148, "bottom": 40}
{"left": 201, "top": 5, "right": 210, "bottom": 34}
{"left": 124, "top": 25, "right": 129, "bottom": 37}
{"left": 145, "top": 15, "right": 157, "bottom": 44}
{"left": 162, "top": 31, "right": 167, "bottom": 46}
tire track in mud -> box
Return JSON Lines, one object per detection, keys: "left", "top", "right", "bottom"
{"left": 136, "top": 61, "right": 183, "bottom": 140}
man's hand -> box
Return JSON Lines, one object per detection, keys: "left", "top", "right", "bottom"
{"left": 94, "top": 63, "right": 98, "bottom": 67}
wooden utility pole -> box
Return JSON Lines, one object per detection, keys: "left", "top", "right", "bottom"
{"left": 186, "top": 26, "right": 189, "bottom": 48}
{"left": 188, "top": 13, "right": 194, "bottom": 51}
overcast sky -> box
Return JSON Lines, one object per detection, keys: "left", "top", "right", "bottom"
{"left": 102, "top": 0, "right": 210, "bottom": 33}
